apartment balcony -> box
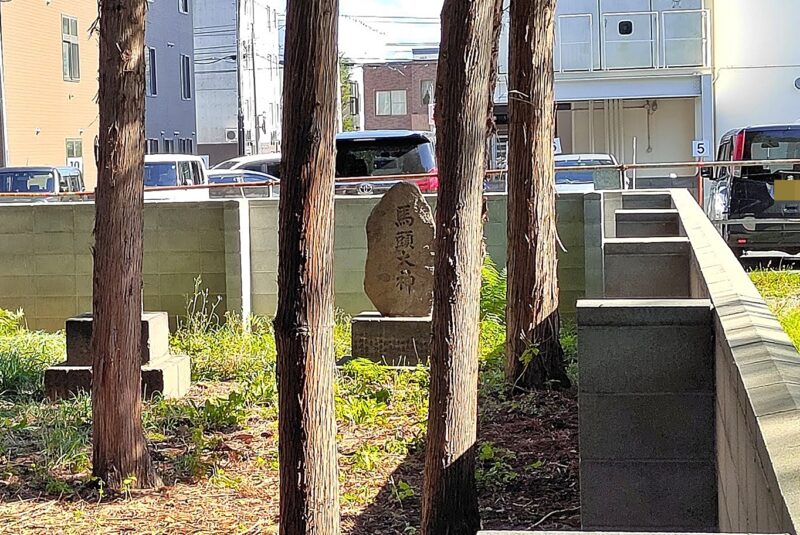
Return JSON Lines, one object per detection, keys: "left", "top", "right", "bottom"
{"left": 495, "top": 9, "right": 710, "bottom": 104}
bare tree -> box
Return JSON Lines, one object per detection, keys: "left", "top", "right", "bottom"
{"left": 421, "top": 0, "right": 498, "bottom": 532}
{"left": 274, "top": 0, "right": 340, "bottom": 533}
{"left": 505, "top": 0, "right": 570, "bottom": 390}
{"left": 91, "top": 0, "right": 161, "bottom": 490}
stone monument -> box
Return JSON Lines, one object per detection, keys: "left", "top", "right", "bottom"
{"left": 352, "top": 182, "right": 434, "bottom": 366}
{"left": 44, "top": 312, "right": 191, "bottom": 400}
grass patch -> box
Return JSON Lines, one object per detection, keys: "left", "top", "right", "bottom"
{"left": 750, "top": 269, "right": 800, "bottom": 350}
{"left": 0, "top": 310, "right": 65, "bottom": 397}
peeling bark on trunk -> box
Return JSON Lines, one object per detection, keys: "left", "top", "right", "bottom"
{"left": 421, "top": 0, "right": 497, "bottom": 533}
{"left": 91, "top": 0, "right": 161, "bottom": 490}
{"left": 505, "top": 0, "right": 571, "bottom": 391}
{"left": 274, "top": 0, "right": 341, "bottom": 533}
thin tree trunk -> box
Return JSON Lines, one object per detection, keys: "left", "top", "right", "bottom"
{"left": 92, "top": 0, "right": 160, "bottom": 490}
{"left": 421, "top": 0, "right": 497, "bottom": 533}
{"left": 274, "top": 0, "right": 340, "bottom": 533}
{"left": 505, "top": 0, "right": 570, "bottom": 391}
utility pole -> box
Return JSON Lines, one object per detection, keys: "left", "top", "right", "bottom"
{"left": 336, "top": 55, "right": 343, "bottom": 133}
{"left": 250, "top": 0, "right": 260, "bottom": 153}
{"left": 236, "top": 0, "right": 245, "bottom": 156}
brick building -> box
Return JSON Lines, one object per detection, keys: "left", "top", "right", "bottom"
{"left": 363, "top": 57, "right": 437, "bottom": 132}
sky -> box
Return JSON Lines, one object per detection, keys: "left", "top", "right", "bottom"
{"left": 275, "top": 0, "right": 445, "bottom": 62}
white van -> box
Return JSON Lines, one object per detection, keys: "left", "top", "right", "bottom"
{"left": 144, "top": 154, "right": 209, "bottom": 201}
{"left": 213, "top": 153, "right": 281, "bottom": 178}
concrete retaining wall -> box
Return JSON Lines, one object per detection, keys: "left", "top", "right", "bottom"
{"left": 0, "top": 193, "right": 588, "bottom": 329}
{"left": 586, "top": 188, "right": 800, "bottom": 534}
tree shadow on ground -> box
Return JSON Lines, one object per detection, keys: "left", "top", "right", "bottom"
{"left": 345, "top": 388, "right": 581, "bottom": 534}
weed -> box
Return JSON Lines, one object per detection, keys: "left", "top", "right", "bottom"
{"left": 389, "top": 477, "right": 415, "bottom": 504}
{"left": 350, "top": 443, "right": 383, "bottom": 472}
{"left": 0, "top": 314, "right": 65, "bottom": 397}
{"left": 476, "top": 441, "right": 519, "bottom": 492}
{"left": 336, "top": 396, "right": 386, "bottom": 426}
{"left": 480, "top": 258, "right": 507, "bottom": 322}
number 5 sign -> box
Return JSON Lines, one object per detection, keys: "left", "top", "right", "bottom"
{"left": 693, "top": 140, "right": 710, "bottom": 158}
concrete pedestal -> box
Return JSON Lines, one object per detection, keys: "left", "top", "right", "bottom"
{"left": 351, "top": 312, "right": 431, "bottom": 366}
{"left": 44, "top": 312, "right": 191, "bottom": 400}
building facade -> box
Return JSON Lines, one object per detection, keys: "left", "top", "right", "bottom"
{"left": 363, "top": 50, "right": 438, "bottom": 132}
{"left": 194, "top": 0, "right": 282, "bottom": 166}
{"left": 494, "top": 0, "right": 800, "bottom": 178}
{"left": 0, "top": 0, "right": 100, "bottom": 186}
{"left": 144, "top": 0, "right": 197, "bottom": 156}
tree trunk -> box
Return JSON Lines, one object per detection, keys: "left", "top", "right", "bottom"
{"left": 274, "top": 0, "right": 340, "bottom": 533}
{"left": 505, "top": 0, "right": 570, "bottom": 391}
{"left": 92, "top": 0, "right": 160, "bottom": 490}
{"left": 421, "top": 0, "right": 497, "bottom": 533}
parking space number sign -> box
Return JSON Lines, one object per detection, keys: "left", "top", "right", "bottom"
{"left": 693, "top": 140, "right": 709, "bottom": 158}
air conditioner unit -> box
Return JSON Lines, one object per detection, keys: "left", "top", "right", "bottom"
{"left": 224, "top": 128, "right": 238, "bottom": 143}
{"left": 270, "top": 131, "right": 278, "bottom": 144}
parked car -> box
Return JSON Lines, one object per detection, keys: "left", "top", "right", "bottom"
{"left": 554, "top": 153, "right": 623, "bottom": 193}
{"left": 144, "top": 154, "right": 209, "bottom": 201}
{"left": 208, "top": 170, "right": 277, "bottom": 184}
{"left": 705, "top": 124, "right": 800, "bottom": 256}
{"left": 213, "top": 153, "right": 282, "bottom": 178}
{"left": 335, "top": 130, "right": 438, "bottom": 195}
{"left": 0, "top": 166, "right": 85, "bottom": 198}
{"left": 207, "top": 169, "right": 279, "bottom": 199}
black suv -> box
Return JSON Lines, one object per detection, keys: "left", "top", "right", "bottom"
{"left": 705, "top": 124, "right": 800, "bottom": 256}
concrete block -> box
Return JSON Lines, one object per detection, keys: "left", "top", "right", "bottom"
{"left": 0, "top": 209, "right": 34, "bottom": 233}
{"left": 615, "top": 209, "right": 681, "bottom": 238}
{"left": 200, "top": 231, "right": 225, "bottom": 252}
{"left": 621, "top": 191, "right": 673, "bottom": 209}
{"left": 33, "top": 233, "right": 76, "bottom": 254}
{"left": 33, "top": 206, "right": 74, "bottom": 233}
{"left": 65, "top": 312, "right": 170, "bottom": 366}
{"left": 351, "top": 312, "right": 431, "bottom": 366}
{"left": 0, "top": 234, "right": 35, "bottom": 254}
{"left": 44, "top": 354, "right": 191, "bottom": 400}
{"left": 580, "top": 393, "right": 715, "bottom": 460}
{"left": 604, "top": 240, "right": 691, "bottom": 298}
{"left": 577, "top": 301, "right": 713, "bottom": 393}
{"left": 580, "top": 460, "right": 717, "bottom": 530}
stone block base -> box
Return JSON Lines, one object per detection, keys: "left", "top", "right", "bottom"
{"left": 44, "top": 355, "right": 191, "bottom": 400}
{"left": 65, "top": 312, "right": 170, "bottom": 366}
{"left": 351, "top": 312, "right": 431, "bottom": 366}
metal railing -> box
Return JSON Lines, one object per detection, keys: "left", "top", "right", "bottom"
{"left": 2, "top": 159, "right": 799, "bottom": 201}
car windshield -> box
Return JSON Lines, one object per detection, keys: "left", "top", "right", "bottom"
{"left": 0, "top": 171, "right": 56, "bottom": 193}
{"left": 743, "top": 129, "right": 800, "bottom": 179}
{"left": 144, "top": 163, "right": 178, "bottom": 187}
{"left": 212, "top": 160, "right": 237, "bottom": 170}
{"left": 555, "top": 159, "right": 614, "bottom": 184}
{"left": 336, "top": 138, "right": 435, "bottom": 178}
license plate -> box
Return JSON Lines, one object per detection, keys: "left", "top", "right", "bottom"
{"left": 774, "top": 180, "right": 800, "bottom": 201}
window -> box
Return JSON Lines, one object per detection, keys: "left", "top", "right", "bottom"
{"left": 62, "top": 16, "right": 80, "bottom": 81}
{"left": 180, "top": 55, "right": 192, "bottom": 100}
{"left": 163, "top": 138, "right": 175, "bottom": 153}
{"left": 145, "top": 47, "right": 157, "bottom": 96}
{"left": 376, "top": 90, "right": 407, "bottom": 116}
{"left": 145, "top": 139, "right": 159, "bottom": 154}
{"left": 66, "top": 139, "right": 83, "bottom": 159}
{"left": 274, "top": 11, "right": 278, "bottom": 29}
{"left": 421, "top": 80, "right": 435, "bottom": 106}
{"left": 177, "top": 161, "right": 192, "bottom": 185}
{"left": 179, "top": 138, "right": 194, "bottom": 154}
{"left": 267, "top": 7, "right": 272, "bottom": 30}
{"left": 267, "top": 54, "right": 273, "bottom": 80}
{"left": 179, "top": 0, "right": 189, "bottom": 14}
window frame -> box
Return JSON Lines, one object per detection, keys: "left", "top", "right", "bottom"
{"left": 375, "top": 89, "right": 407, "bottom": 116}
{"left": 145, "top": 139, "right": 160, "bottom": 155}
{"left": 178, "top": 0, "right": 190, "bottom": 15}
{"left": 145, "top": 46, "right": 158, "bottom": 97}
{"left": 420, "top": 80, "right": 435, "bottom": 106}
{"left": 180, "top": 54, "right": 192, "bottom": 100}
{"left": 61, "top": 15, "right": 80, "bottom": 82}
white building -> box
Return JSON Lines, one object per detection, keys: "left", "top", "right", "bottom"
{"left": 194, "top": 0, "right": 283, "bottom": 166}
{"left": 495, "top": 0, "right": 800, "bottom": 179}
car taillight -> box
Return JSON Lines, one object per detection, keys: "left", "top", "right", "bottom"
{"left": 416, "top": 167, "right": 439, "bottom": 193}
{"left": 731, "top": 130, "right": 746, "bottom": 178}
